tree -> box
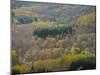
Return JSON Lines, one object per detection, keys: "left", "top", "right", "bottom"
{"left": 69, "top": 57, "right": 96, "bottom": 70}
{"left": 16, "top": 16, "right": 33, "bottom": 24}
{"left": 12, "top": 64, "right": 30, "bottom": 74}
{"left": 33, "top": 60, "right": 46, "bottom": 72}
{"left": 11, "top": 50, "right": 18, "bottom": 66}
{"left": 47, "top": 59, "right": 57, "bottom": 71}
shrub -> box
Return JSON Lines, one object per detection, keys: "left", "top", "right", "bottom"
{"left": 16, "top": 16, "right": 33, "bottom": 24}
{"left": 56, "top": 53, "right": 95, "bottom": 70}
{"left": 12, "top": 64, "right": 31, "bottom": 74}
{"left": 33, "top": 60, "right": 46, "bottom": 72}
{"left": 11, "top": 50, "right": 17, "bottom": 59}
{"left": 69, "top": 57, "right": 96, "bottom": 70}
{"left": 11, "top": 50, "right": 18, "bottom": 65}
{"left": 47, "top": 59, "right": 57, "bottom": 71}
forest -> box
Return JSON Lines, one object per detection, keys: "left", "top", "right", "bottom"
{"left": 11, "top": 0, "right": 96, "bottom": 74}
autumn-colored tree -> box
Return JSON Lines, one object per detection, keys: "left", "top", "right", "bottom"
{"left": 11, "top": 50, "right": 18, "bottom": 66}
{"left": 33, "top": 59, "right": 46, "bottom": 72}
{"left": 12, "top": 64, "right": 31, "bottom": 74}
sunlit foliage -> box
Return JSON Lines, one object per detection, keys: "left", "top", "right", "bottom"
{"left": 11, "top": 1, "right": 96, "bottom": 74}
{"left": 12, "top": 64, "right": 31, "bottom": 74}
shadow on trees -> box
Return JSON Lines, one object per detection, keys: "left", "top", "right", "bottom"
{"left": 69, "top": 57, "right": 96, "bottom": 70}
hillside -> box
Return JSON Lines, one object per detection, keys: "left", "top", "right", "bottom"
{"left": 11, "top": 1, "right": 96, "bottom": 74}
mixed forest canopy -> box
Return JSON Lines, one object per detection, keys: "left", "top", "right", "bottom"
{"left": 11, "top": 1, "right": 96, "bottom": 74}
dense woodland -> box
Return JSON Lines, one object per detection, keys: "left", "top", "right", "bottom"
{"left": 11, "top": 1, "right": 96, "bottom": 74}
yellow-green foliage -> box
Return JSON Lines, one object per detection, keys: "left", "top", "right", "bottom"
{"left": 77, "top": 12, "right": 96, "bottom": 26}
{"left": 12, "top": 64, "right": 31, "bottom": 73}
{"left": 32, "top": 21, "right": 54, "bottom": 27}
{"left": 47, "top": 59, "right": 57, "bottom": 71}
{"left": 31, "top": 52, "right": 95, "bottom": 72}
{"left": 13, "top": 7, "right": 33, "bottom": 16}
{"left": 70, "top": 46, "right": 81, "bottom": 54}
{"left": 57, "top": 53, "right": 95, "bottom": 70}
{"left": 11, "top": 2, "right": 96, "bottom": 73}
{"left": 11, "top": 50, "right": 17, "bottom": 59}
{"left": 33, "top": 59, "right": 46, "bottom": 72}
